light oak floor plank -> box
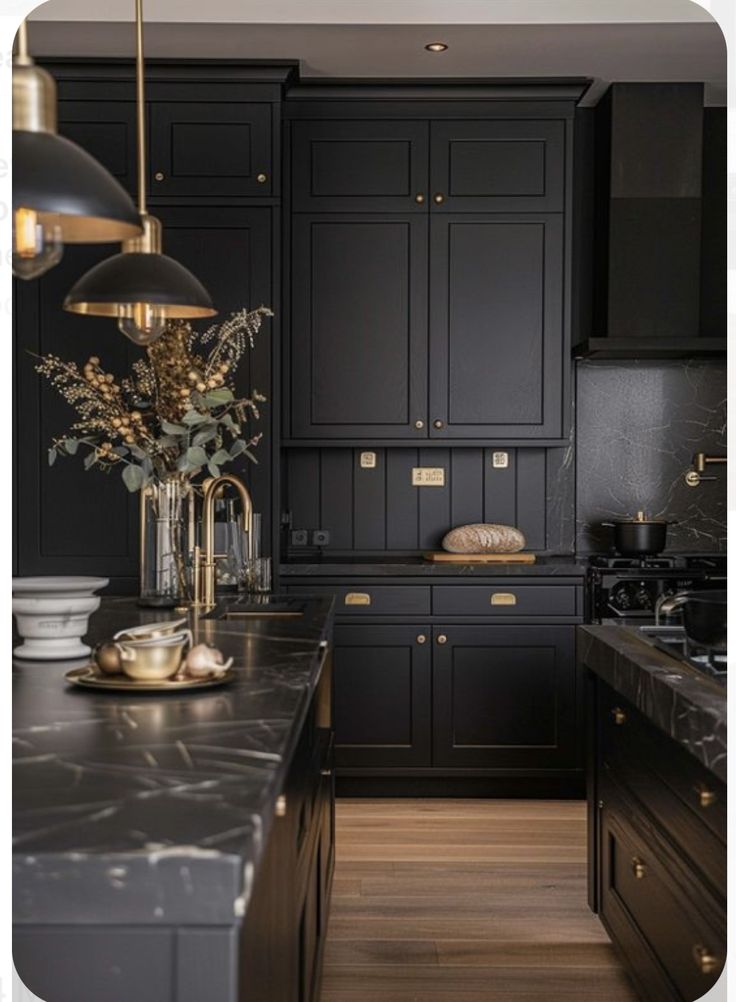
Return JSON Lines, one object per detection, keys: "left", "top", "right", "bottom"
{"left": 322, "top": 799, "right": 639, "bottom": 1001}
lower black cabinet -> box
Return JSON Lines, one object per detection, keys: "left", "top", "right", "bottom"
{"left": 432, "top": 626, "right": 577, "bottom": 769}
{"left": 333, "top": 625, "right": 431, "bottom": 769}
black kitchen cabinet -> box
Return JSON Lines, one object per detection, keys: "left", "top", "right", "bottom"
{"left": 429, "top": 214, "right": 564, "bottom": 438}
{"left": 429, "top": 119, "right": 565, "bottom": 212}
{"left": 432, "top": 625, "right": 577, "bottom": 769}
{"left": 292, "top": 119, "right": 429, "bottom": 211}
{"left": 58, "top": 100, "right": 137, "bottom": 195}
{"left": 290, "top": 214, "right": 428, "bottom": 439}
{"left": 150, "top": 102, "right": 273, "bottom": 197}
{"left": 332, "top": 625, "right": 432, "bottom": 769}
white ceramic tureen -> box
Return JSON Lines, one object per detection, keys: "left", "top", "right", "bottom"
{"left": 12, "top": 576, "right": 109, "bottom": 661}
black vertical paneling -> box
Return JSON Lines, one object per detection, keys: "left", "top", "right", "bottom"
{"left": 516, "top": 450, "right": 547, "bottom": 550}
{"left": 386, "top": 450, "right": 419, "bottom": 549}
{"left": 320, "top": 451, "right": 354, "bottom": 548}
{"left": 287, "top": 449, "right": 321, "bottom": 530}
{"left": 450, "top": 450, "right": 484, "bottom": 528}
{"left": 484, "top": 449, "right": 517, "bottom": 526}
{"left": 418, "top": 448, "right": 451, "bottom": 549}
{"left": 353, "top": 449, "right": 386, "bottom": 550}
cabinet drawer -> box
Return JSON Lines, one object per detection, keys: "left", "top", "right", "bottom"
{"left": 433, "top": 584, "right": 577, "bottom": 617}
{"left": 600, "top": 685, "right": 726, "bottom": 848}
{"left": 601, "top": 801, "right": 725, "bottom": 1001}
{"left": 300, "top": 585, "right": 430, "bottom": 616}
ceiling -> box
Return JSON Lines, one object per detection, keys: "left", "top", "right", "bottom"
{"left": 26, "top": 0, "right": 726, "bottom": 105}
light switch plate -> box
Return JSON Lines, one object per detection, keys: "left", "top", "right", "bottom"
{"left": 492, "top": 451, "right": 509, "bottom": 469}
{"left": 360, "top": 451, "right": 377, "bottom": 469}
{"left": 412, "top": 467, "right": 446, "bottom": 487}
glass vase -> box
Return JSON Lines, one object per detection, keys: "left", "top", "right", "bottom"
{"left": 139, "top": 476, "right": 196, "bottom": 608}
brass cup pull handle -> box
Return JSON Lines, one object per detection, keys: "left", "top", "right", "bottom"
{"left": 345, "top": 592, "right": 371, "bottom": 606}
{"left": 416, "top": 634, "right": 427, "bottom": 644}
{"left": 692, "top": 944, "right": 719, "bottom": 975}
{"left": 256, "top": 172, "right": 268, "bottom": 184}
{"left": 433, "top": 192, "right": 445, "bottom": 204}
{"left": 415, "top": 193, "right": 425, "bottom": 204}
{"left": 491, "top": 592, "right": 517, "bottom": 606}
{"left": 320, "top": 767, "right": 332, "bottom": 777}
{"left": 437, "top": 634, "right": 447, "bottom": 645}
{"left": 631, "top": 857, "right": 646, "bottom": 880}
{"left": 611, "top": 707, "right": 627, "bottom": 726}
{"left": 697, "top": 786, "right": 717, "bottom": 809}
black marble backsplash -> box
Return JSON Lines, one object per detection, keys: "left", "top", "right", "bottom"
{"left": 575, "top": 360, "right": 726, "bottom": 553}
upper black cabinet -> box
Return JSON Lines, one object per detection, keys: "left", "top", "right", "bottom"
{"left": 292, "top": 120, "right": 429, "bottom": 211}
{"left": 430, "top": 120, "right": 564, "bottom": 212}
{"left": 58, "top": 100, "right": 137, "bottom": 195}
{"left": 150, "top": 102, "right": 273, "bottom": 197}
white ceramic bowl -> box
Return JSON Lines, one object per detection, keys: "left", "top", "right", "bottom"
{"left": 12, "top": 576, "right": 109, "bottom": 661}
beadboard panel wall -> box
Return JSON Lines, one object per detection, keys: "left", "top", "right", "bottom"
{"left": 284, "top": 445, "right": 575, "bottom": 554}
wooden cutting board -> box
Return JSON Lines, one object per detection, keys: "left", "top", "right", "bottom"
{"left": 423, "top": 552, "right": 536, "bottom": 564}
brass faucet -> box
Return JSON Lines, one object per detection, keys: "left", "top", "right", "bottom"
{"left": 685, "top": 452, "right": 727, "bottom": 488}
{"left": 193, "top": 474, "right": 253, "bottom": 609}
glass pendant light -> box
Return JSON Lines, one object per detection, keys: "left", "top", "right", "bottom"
{"left": 63, "top": 0, "right": 216, "bottom": 345}
{"left": 12, "top": 20, "right": 142, "bottom": 280}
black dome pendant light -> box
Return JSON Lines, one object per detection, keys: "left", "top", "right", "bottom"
{"left": 12, "top": 20, "right": 142, "bottom": 280}
{"left": 63, "top": 0, "right": 216, "bottom": 345}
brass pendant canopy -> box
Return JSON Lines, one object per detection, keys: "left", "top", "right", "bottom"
{"left": 12, "top": 21, "right": 142, "bottom": 279}
{"left": 62, "top": 0, "right": 216, "bottom": 341}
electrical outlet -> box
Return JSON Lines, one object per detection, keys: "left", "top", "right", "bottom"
{"left": 290, "top": 529, "right": 309, "bottom": 547}
{"left": 312, "top": 529, "right": 330, "bottom": 547}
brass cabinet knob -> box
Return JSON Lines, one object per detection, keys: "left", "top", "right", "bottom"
{"left": 437, "top": 634, "right": 447, "bottom": 645}
{"left": 611, "top": 707, "right": 627, "bottom": 726}
{"left": 416, "top": 634, "right": 427, "bottom": 644}
{"left": 414, "top": 419, "right": 425, "bottom": 430}
{"left": 433, "top": 419, "right": 444, "bottom": 429}
{"left": 433, "top": 192, "right": 445, "bottom": 204}
{"left": 154, "top": 171, "right": 164, "bottom": 181}
{"left": 415, "top": 193, "right": 425, "bottom": 204}
{"left": 692, "top": 944, "right": 720, "bottom": 975}
{"left": 631, "top": 857, "right": 646, "bottom": 880}
{"left": 275, "top": 795, "right": 287, "bottom": 817}
{"left": 256, "top": 172, "right": 268, "bottom": 184}
{"left": 697, "top": 786, "right": 717, "bottom": 809}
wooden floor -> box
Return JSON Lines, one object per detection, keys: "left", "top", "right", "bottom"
{"left": 321, "top": 800, "right": 639, "bottom": 1002}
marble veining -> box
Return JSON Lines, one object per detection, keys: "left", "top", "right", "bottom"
{"left": 13, "top": 596, "right": 333, "bottom": 927}
{"left": 576, "top": 360, "right": 726, "bottom": 553}
{"left": 281, "top": 556, "right": 587, "bottom": 577}
{"left": 579, "top": 625, "right": 726, "bottom": 780}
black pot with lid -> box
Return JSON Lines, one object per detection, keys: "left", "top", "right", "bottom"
{"left": 601, "top": 511, "right": 674, "bottom": 557}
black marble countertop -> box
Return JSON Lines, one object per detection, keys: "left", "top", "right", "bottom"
{"left": 281, "top": 555, "right": 587, "bottom": 577}
{"left": 13, "top": 596, "right": 333, "bottom": 927}
{"left": 579, "top": 625, "right": 726, "bottom": 781}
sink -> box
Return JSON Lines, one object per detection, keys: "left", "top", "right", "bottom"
{"left": 206, "top": 596, "right": 307, "bottom": 619}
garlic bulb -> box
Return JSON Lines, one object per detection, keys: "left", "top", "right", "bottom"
{"left": 183, "top": 644, "right": 233, "bottom": 678}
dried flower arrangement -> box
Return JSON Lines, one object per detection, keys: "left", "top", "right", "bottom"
{"left": 35, "top": 306, "right": 272, "bottom": 491}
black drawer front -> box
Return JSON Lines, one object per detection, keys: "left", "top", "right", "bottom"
{"left": 433, "top": 584, "right": 577, "bottom": 617}
{"left": 600, "top": 795, "right": 725, "bottom": 1002}
{"left": 600, "top": 685, "right": 726, "bottom": 848}
{"left": 291, "top": 585, "right": 430, "bottom": 616}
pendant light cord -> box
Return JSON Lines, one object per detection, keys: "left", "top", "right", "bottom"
{"left": 135, "top": 0, "right": 147, "bottom": 215}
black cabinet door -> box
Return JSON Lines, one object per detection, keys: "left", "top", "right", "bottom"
{"left": 290, "top": 214, "right": 428, "bottom": 439}
{"left": 428, "top": 214, "right": 564, "bottom": 439}
{"left": 58, "top": 100, "right": 137, "bottom": 196}
{"left": 430, "top": 119, "right": 565, "bottom": 212}
{"left": 150, "top": 102, "right": 272, "bottom": 197}
{"left": 14, "top": 206, "right": 273, "bottom": 585}
{"left": 333, "top": 625, "right": 431, "bottom": 769}
{"left": 292, "top": 119, "right": 429, "bottom": 211}
{"left": 432, "top": 625, "right": 577, "bottom": 769}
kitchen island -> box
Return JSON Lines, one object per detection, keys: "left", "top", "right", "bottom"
{"left": 13, "top": 596, "right": 335, "bottom": 1002}
{"left": 580, "top": 625, "right": 726, "bottom": 1002}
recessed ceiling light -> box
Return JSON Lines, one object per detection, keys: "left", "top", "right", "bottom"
{"left": 425, "top": 42, "right": 448, "bottom": 53}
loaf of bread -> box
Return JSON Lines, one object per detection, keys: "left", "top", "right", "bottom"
{"left": 441, "top": 523, "right": 526, "bottom": 554}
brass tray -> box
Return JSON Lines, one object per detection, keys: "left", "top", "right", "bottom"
{"left": 65, "top": 665, "right": 236, "bottom": 693}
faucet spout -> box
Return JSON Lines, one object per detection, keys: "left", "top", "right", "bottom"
{"left": 199, "top": 474, "right": 254, "bottom": 608}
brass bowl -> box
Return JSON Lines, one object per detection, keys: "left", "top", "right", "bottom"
{"left": 114, "top": 617, "right": 187, "bottom": 643}
{"left": 117, "top": 631, "right": 191, "bottom": 681}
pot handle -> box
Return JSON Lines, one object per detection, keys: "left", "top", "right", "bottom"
{"left": 600, "top": 522, "right": 615, "bottom": 528}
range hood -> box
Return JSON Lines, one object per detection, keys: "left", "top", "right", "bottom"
{"left": 574, "top": 83, "right": 726, "bottom": 359}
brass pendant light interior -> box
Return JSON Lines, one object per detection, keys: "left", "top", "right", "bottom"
{"left": 63, "top": 0, "right": 216, "bottom": 344}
